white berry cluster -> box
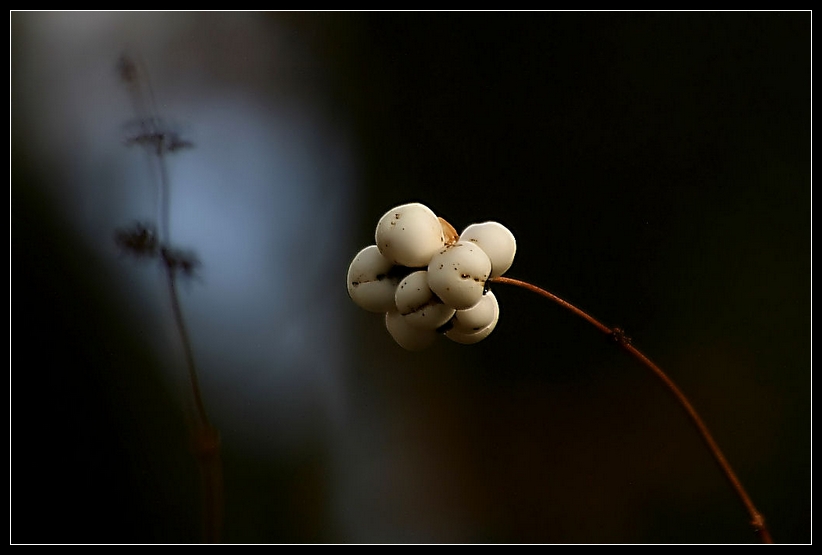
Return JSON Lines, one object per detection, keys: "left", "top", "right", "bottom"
{"left": 347, "top": 202, "right": 516, "bottom": 350}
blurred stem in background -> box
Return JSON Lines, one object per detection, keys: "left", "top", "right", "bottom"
{"left": 115, "top": 54, "right": 222, "bottom": 544}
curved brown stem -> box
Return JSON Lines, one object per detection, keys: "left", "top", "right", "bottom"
{"left": 489, "top": 275, "right": 773, "bottom": 544}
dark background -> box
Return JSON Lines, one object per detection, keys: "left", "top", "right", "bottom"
{"left": 11, "top": 12, "right": 810, "bottom": 543}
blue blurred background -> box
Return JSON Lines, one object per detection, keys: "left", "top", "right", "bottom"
{"left": 11, "top": 12, "right": 809, "bottom": 543}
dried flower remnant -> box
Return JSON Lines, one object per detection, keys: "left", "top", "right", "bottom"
{"left": 115, "top": 222, "right": 159, "bottom": 259}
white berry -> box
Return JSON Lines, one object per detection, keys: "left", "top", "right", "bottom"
{"left": 385, "top": 310, "right": 438, "bottom": 351}
{"left": 347, "top": 245, "right": 399, "bottom": 313}
{"left": 459, "top": 221, "right": 516, "bottom": 278}
{"left": 394, "top": 270, "right": 456, "bottom": 330}
{"left": 427, "top": 241, "right": 492, "bottom": 310}
{"left": 445, "top": 291, "right": 500, "bottom": 344}
{"left": 375, "top": 203, "right": 445, "bottom": 267}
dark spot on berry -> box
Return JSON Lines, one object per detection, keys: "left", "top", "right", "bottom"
{"left": 436, "top": 320, "right": 454, "bottom": 334}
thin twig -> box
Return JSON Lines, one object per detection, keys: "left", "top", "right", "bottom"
{"left": 489, "top": 275, "right": 773, "bottom": 544}
{"left": 164, "top": 264, "right": 209, "bottom": 429}
{"left": 158, "top": 153, "right": 172, "bottom": 248}
{"left": 165, "top": 262, "right": 223, "bottom": 543}
{"left": 157, "top": 154, "right": 222, "bottom": 545}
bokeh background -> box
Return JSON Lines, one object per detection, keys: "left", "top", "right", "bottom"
{"left": 11, "top": 11, "right": 810, "bottom": 544}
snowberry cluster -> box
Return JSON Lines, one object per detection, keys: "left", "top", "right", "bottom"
{"left": 347, "top": 202, "right": 516, "bottom": 350}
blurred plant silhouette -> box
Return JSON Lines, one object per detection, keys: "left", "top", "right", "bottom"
{"left": 113, "top": 54, "right": 221, "bottom": 544}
